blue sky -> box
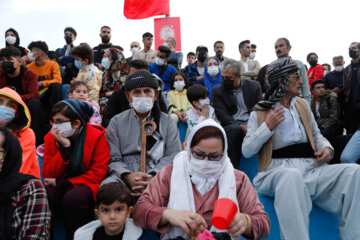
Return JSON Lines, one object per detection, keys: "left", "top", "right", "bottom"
{"left": 0, "top": 0, "right": 358, "bottom": 68}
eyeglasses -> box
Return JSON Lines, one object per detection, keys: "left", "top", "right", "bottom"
{"left": 191, "top": 150, "right": 223, "bottom": 161}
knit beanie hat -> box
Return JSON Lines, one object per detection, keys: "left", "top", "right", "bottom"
{"left": 124, "top": 70, "right": 159, "bottom": 91}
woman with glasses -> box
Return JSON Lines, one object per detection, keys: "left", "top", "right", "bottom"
{"left": 0, "top": 125, "right": 50, "bottom": 239}
{"left": 42, "top": 99, "right": 110, "bottom": 240}
{"left": 133, "top": 119, "right": 270, "bottom": 239}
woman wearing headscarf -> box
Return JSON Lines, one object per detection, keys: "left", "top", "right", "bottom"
{"left": 133, "top": 119, "right": 270, "bottom": 240}
{"left": 0, "top": 125, "right": 50, "bottom": 239}
{"left": 4, "top": 28, "right": 27, "bottom": 57}
{"left": 42, "top": 99, "right": 110, "bottom": 240}
{"left": 242, "top": 58, "right": 360, "bottom": 240}
{"left": 203, "top": 57, "right": 222, "bottom": 101}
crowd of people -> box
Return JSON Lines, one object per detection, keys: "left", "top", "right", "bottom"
{"left": 1, "top": 25, "right": 360, "bottom": 240}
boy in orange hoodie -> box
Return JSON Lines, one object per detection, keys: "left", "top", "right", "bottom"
{"left": 0, "top": 87, "right": 40, "bottom": 178}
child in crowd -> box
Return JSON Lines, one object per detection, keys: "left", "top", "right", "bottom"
{"left": 186, "top": 84, "right": 216, "bottom": 132}
{"left": 43, "top": 99, "right": 109, "bottom": 239}
{"left": 167, "top": 72, "right": 192, "bottom": 125}
{"left": 69, "top": 81, "right": 102, "bottom": 125}
{"left": 71, "top": 43, "right": 102, "bottom": 102}
{"left": 74, "top": 182, "right": 148, "bottom": 240}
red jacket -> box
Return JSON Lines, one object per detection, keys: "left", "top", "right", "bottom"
{"left": 42, "top": 124, "right": 110, "bottom": 200}
{"left": 307, "top": 64, "right": 324, "bottom": 91}
{"left": 0, "top": 66, "right": 39, "bottom": 102}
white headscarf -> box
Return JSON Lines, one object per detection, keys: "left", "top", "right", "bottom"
{"left": 163, "top": 119, "right": 239, "bottom": 240}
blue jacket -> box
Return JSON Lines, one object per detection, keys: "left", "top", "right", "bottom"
{"left": 149, "top": 63, "right": 177, "bottom": 92}
{"left": 55, "top": 45, "right": 75, "bottom": 66}
{"left": 182, "top": 61, "right": 205, "bottom": 86}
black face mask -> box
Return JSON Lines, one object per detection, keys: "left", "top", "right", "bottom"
{"left": 349, "top": 49, "right": 358, "bottom": 59}
{"left": 65, "top": 35, "right": 73, "bottom": 44}
{"left": 223, "top": 79, "right": 234, "bottom": 90}
{"left": 2, "top": 62, "right": 16, "bottom": 74}
{"left": 309, "top": 59, "right": 318, "bottom": 67}
{"left": 198, "top": 52, "right": 207, "bottom": 62}
{"left": 101, "top": 36, "right": 110, "bottom": 44}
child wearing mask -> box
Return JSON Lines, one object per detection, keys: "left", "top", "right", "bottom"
{"left": 69, "top": 81, "right": 102, "bottom": 125}
{"left": 71, "top": 44, "right": 102, "bottom": 102}
{"left": 167, "top": 72, "right": 192, "bottom": 125}
{"left": 186, "top": 84, "right": 217, "bottom": 132}
{"left": 74, "top": 182, "right": 149, "bottom": 240}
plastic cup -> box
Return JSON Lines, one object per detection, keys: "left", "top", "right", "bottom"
{"left": 211, "top": 198, "right": 238, "bottom": 230}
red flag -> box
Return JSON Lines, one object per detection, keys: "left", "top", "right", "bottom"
{"left": 124, "top": 0, "right": 170, "bottom": 20}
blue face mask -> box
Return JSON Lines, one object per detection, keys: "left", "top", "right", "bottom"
{"left": 74, "top": 60, "right": 85, "bottom": 69}
{"left": 101, "top": 58, "right": 111, "bottom": 70}
{"left": 0, "top": 106, "right": 15, "bottom": 125}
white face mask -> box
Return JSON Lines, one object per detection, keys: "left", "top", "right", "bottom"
{"left": 207, "top": 66, "right": 219, "bottom": 77}
{"left": 335, "top": 66, "right": 343, "bottom": 72}
{"left": 131, "top": 47, "right": 139, "bottom": 55}
{"left": 249, "top": 52, "right": 256, "bottom": 60}
{"left": 53, "top": 122, "right": 76, "bottom": 138}
{"left": 189, "top": 156, "right": 222, "bottom": 178}
{"left": 174, "top": 81, "right": 185, "bottom": 91}
{"left": 199, "top": 98, "right": 210, "bottom": 107}
{"left": 27, "top": 52, "right": 36, "bottom": 61}
{"left": 5, "top": 35, "right": 16, "bottom": 45}
{"left": 131, "top": 96, "right": 154, "bottom": 113}
{"left": 155, "top": 57, "right": 165, "bottom": 66}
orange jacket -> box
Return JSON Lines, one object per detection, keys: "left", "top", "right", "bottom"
{"left": 26, "top": 60, "right": 62, "bottom": 87}
{"left": 0, "top": 87, "right": 40, "bottom": 178}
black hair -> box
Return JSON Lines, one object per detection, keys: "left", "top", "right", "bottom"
{"left": 190, "top": 126, "right": 224, "bottom": 151}
{"left": 239, "top": 40, "right": 250, "bottom": 49}
{"left": 276, "top": 37, "right": 291, "bottom": 46}
{"left": 158, "top": 46, "right": 171, "bottom": 58}
{"left": 187, "top": 52, "right": 196, "bottom": 57}
{"left": 96, "top": 182, "right": 131, "bottom": 207}
{"left": 187, "top": 84, "right": 209, "bottom": 106}
{"left": 0, "top": 47, "right": 21, "bottom": 58}
{"left": 142, "top": 32, "right": 153, "bottom": 39}
{"left": 64, "top": 27, "right": 77, "bottom": 37}
{"left": 5, "top": 28, "right": 20, "bottom": 47}
{"left": 214, "top": 41, "right": 224, "bottom": 48}
{"left": 311, "top": 79, "right": 325, "bottom": 90}
{"left": 101, "top": 26, "right": 111, "bottom": 31}
{"left": 50, "top": 101, "right": 80, "bottom": 123}
{"left": 322, "top": 63, "right": 331, "bottom": 71}
{"left": 47, "top": 51, "right": 60, "bottom": 62}
{"left": 306, "top": 52, "right": 318, "bottom": 61}
{"left": 69, "top": 81, "right": 89, "bottom": 93}
{"left": 169, "top": 72, "right": 187, "bottom": 90}
{"left": 128, "top": 59, "right": 149, "bottom": 71}
{"left": 28, "top": 41, "right": 49, "bottom": 54}
{"left": 251, "top": 44, "right": 257, "bottom": 49}
{"left": 71, "top": 44, "right": 94, "bottom": 64}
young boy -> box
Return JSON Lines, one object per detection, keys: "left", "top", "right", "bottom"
{"left": 185, "top": 84, "right": 217, "bottom": 132}
{"left": 74, "top": 182, "right": 148, "bottom": 240}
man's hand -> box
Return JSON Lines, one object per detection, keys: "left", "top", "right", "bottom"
{"left": 240, "top": 124, "right": 247, "bottom": 135}
{"left": 314, "top": 147, "right": 332, "bottom": 163}
{"left": 161, "top": 209, "right": 207, "bottom": 237}
{"left": 124, "top": 172, "right": 153, "bottom": 196}
{"left": 265, "top": 106, "right": 285, "bottom": 130}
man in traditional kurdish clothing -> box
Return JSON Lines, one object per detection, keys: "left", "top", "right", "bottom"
{"left": 242, "top": 57, "right": 360, "bottom": 240}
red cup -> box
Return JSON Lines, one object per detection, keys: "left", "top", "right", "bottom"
{"left": 211, "top": 198, "right": 238, "bottom": 230}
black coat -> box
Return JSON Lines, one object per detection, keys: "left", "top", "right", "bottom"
{"left": 212, "top": 79, "right": 263, "bottom": 127}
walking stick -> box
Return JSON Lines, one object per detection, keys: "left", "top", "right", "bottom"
{"left": 141, "top": 120, "right": 157, "bottom": 173}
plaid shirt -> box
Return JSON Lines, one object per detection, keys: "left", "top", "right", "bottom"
{"left": 11, "top": 179, "right": 51, "bottom": 240}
